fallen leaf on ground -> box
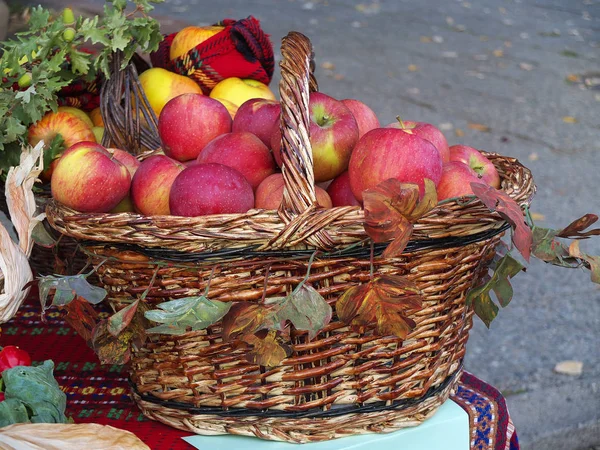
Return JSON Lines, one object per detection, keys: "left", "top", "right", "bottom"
{"left": 528, "top": 152, "right": 539, "bottom": 161}
{"left": 420, "top": 36, "right": 432, "bottom": 43}
{"left": 455, "top": 128, "right": 465, "bottom": 137}
{"left": 408, "top": 64, "right": 419, "bottom": 72}
{"left": 321, "top": 61, "right": 335, "bottom": 70}
{"left": 530, "top": 212, "right": 545, "bottom": 221}
{"left": 519, "top": 62, "right": 534, "bottom": 71}
{"left": 493, "top": 49, "right": 504, "bottom": 57}
{"left": 554, "top": 360, "right": 583, "bottom": 376}
{"left": 468, "top": 122, "right": 491, "bottom": 132}
{"left": 562, "top": 116, "right": 577, "bottom": 123}
{"left": 566, "top": 73, "right": 580, "bottom": 83}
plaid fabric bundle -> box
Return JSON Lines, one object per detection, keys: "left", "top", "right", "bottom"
{"left": 150, "top": 16, "right": 275, "bottom": 94}
{"left": 56, "top": 76, "right": 102, "bottom": 112}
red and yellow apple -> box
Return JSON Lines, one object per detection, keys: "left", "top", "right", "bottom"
{"left": 255, "top": 173, "right": 332, "bottom": 210}
{"left": 169, "top": 163, "right": 254, "bottom": 216}
{"left": 385, "top": 119, "right": 449, "bottom": 163}
{"left": 232, "top": 99, "right": 281, "bottom": 148}
{"left": 158, "top": 93, "right": 232, "bottom": 162}
{"left": 348, "top": 128, "right": 443, "bottom": 202}
{"left": 130, "top": 155, "right": 185, "bottom": 216}
{"left": 92, "top": 126, "right": 104, "bottom": 144}
{"left": 28, "top": 111, "right": 96, "bottom": 149}
{"left": 51, "top": 142, "right": 131, "bottom": 213}
{"left": 169, "top": 25, "right": 224, "bottom": 60}
{"left": 139, "top": 67, "right": 204, "bottom": 117}
{"left": 107, "top": 148, "right": 140, "bottom": 177}
{"left": 341, "top": 98, "right": 380, "bottom": 139}
{"left": 327, "top": 171, "right": 361, "bottom": 207}
{"left": 437, "top": 161, "right": 481, "bottom": 200}
{"left": 449, "top": 145, "right": 501, "bottom": 188}
{"left": 209, "top": 77, "right": 276, "bottom": 108}
{"left": 196, "top": 132, "right": 276, "bottom": 190}
{"left": 57, "top": 106, "right": 94, "bottom": 129}
{"left": 272, "top": 92, "right": 359, "bottom": 182}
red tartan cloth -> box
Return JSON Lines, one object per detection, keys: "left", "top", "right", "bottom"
{"left": 150, "top": 17, "right": 275, "bottom": 94}
{"left": 1, "top": 294, "right": 518, "bottom": 449}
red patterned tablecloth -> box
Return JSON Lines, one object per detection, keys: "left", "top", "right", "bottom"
{"left": 1, "top": 295, "right": 519, "bottom": 450}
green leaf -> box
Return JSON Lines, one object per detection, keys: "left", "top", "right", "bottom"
{"left": 15, "top": 86, "right": 36, "bottom": 104}
{"left": 32, "top": 222, "right": 56, "bottom": 248}
{"left": 110, "top": 0, "right": 128, "bottom": 10}
{"left": 2, "top": 361, "right": 68, "bottom": 424}
{"left": 145, "top": 296, "right": 232, "bottom": 335}
{"left": 27, "top": 6, "right": 51, "bottom": 30}
{"left": 274, "top": 285, "right": 332, "bottom": 339}
{"left": 466, "top": 252, "right": 525, "bottom": 326}
{"left": 80, "top": 17, "right": 110, "bottom": 46}
{"left": 67, "top": 49, "right": 91, "bottom": 75}
{"left": 38, "top": 274, "right": 107, "bottom": 309}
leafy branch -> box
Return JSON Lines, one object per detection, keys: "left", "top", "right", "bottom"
{"left": 0, "top": 0, "right": 162, "bottom": 169}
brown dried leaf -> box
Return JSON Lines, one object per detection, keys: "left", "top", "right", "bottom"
{"left": 556, "top": 214, "right": 600, "bottom": 239}
{"left": 245, "top": 331, "right": 292, "bottom": 368}
{"left": 221, "top": 302, "right": 278, "bottom": 342}
{"left": 60, "top": 296, "right": 99, "bottom": 343}
{"left": 471, "top": 182, "right": 532, "bottom": 261}
{"left": 569, "top": 241, "right": 600, "bottom": 284}
{"left": 336, "top": 275, "right": 423, "bottom": 339}
{"left": 363, "top": 178, "right": 437, "bottom": 258}
{"left": 455, "top": 128, "right": 465, "bottom": 137}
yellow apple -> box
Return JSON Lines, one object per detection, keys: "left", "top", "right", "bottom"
{"left": 28, "top": 111, "right": 96, "bottom": 149}
{"left": 58, "top": 106, "right": 94, "bottom": 129}
{"left": 89, "top": 107, "right": 104, "bottom": 127}
{"left": 138, "top": 68, "right": 203, "bottom": 117}
{"left": 209, "top": 78, "right": 276, "bottom": 108}
{"left": 213, "top": 97, "right": 239, "bottom": 119}
{"left": 92, "top": 126, "right": 105, "bottom": 143}
{"left": 169, "top": 26, "right": 225, "bottom": 60}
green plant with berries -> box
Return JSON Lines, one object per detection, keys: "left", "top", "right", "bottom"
{"left": 0, "top": 0, "right": 164, "bottom": 175}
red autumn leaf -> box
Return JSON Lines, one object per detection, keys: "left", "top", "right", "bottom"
{"left": 60, "top": 296, "right": 99, "bottom": 343}
{"left": 470, "top": 182, "right": 532, "bottom": 261}
{"left": 336, "top": 275, "right": 424, "bottom": 339}
{"left": 556, "top": 214, "right": 600, "bottom": 239}
{"left": 244, "top": 330, "right": 292, "bottom": 368}
{"left": 108, "top": 300, "right": 140, "bottom": 337}
{"left": 221, "top": 302, "right": 278, "bottom": 342}
{"left": 363, "top": 178, "right": 437, "bottom": 258}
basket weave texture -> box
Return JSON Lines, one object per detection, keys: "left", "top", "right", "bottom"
{"left": 46, "top": 32, "right": 535, "bottom": 443}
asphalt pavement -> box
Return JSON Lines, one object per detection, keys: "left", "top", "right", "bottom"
{"left": 5, "top": 0, "right": 600, "bottom": 448}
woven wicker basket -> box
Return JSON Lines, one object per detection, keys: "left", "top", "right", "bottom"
{"left": 46, "top": 32, "right": 535, "bottom": 443}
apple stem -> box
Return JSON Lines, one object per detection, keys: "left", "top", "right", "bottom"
{"left": 395, "top": 116, "right": 406, "bottom": 129}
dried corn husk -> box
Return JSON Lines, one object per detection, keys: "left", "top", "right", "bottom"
{"left": 0, "top": 423, "right": 150, "bottom": 449}
{"left": 0, "top": 142, "right": 45, "bottom": 323}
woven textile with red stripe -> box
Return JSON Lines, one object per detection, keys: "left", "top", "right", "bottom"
{"left": 150, "top": 16, "right": 275, "bottom": 94}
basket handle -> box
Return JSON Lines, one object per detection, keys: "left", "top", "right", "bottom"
{"left": 277, "top": 32, "right": 320, "bottom": 217}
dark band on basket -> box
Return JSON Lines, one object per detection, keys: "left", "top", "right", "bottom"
{"left": 129, "top": 366, "right": 461, "bottom": 419}
{"left": 82, "top": 222, "right": 511, "bottom": 263}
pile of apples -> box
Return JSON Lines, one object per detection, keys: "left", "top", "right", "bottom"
{"left": 39, "top": 25, "right": 502, "bottom": 217}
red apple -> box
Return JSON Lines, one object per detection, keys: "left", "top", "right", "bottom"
{"left": 107, "top": 148, "right": 140, "bottom": 177}
{"left": 327, "top": 171, "right": 361, "bottom": 207}
{"left": 271, "top": 92, "right": 359, "bottom": 182}
{"left": 131, "top": 155, "right": 185, "bottom": 216}
{"left": 348, "top": 128, "right": 443, "bottom": 202}
{"left": 158, "top": 93, "right": 232, "bottom": 162}
{"left": 196, "top": 132, "right": 276, "bottom": 190}
{"left": 51, "top": 142, "right": 131, "bottom": 213}
{"left": 255, "top": 173, "right": 332, "bottom": 210}
{"left": 385, "top": 119, "right": 449, "bottom": 163}
{"left": 437, "top": 161, "right": 481, "bottom": 200}
{"left": 28, "top": 111, "right": 96, "bottom": 150}
{"left": 232, "top": 99, "right": 281, "bottom": 148}
{"left": 341, "top": 99, "right": 380, "bottom": 139}
{"left": 449, "top": 145, "right": 501, "bottom": 188}
{"left": 169, "top": 163, "right": 254, "bottom": 216}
